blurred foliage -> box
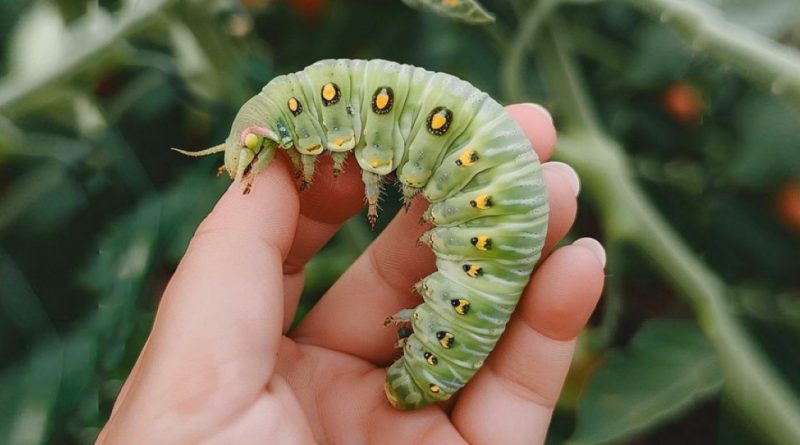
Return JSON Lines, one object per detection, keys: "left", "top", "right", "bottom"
{"left": 0, "top": 0, "right": 798, "bottom": 444}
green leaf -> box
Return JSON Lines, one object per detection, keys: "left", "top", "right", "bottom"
{"left": 730, "top": 93, "right": 800, "bottom": 188}
{"left": 401, "top": 0, "right": 494, "bottom": 25}
{"left": 569, "top": 319, "right": 724, "bottom": 445}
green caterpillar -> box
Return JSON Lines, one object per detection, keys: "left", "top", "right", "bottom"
{"left": 176, "top": 59, "right": 548, "bottom": 410}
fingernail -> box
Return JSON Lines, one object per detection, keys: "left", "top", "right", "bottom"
{"left": 572, "top": 237, "right": 606, "bottom": 268}
{"left": 523, "top": 103, "right": 553, "bottom": 124}
{"left": 546, "top": 161, "right": 581, "bottom": 196}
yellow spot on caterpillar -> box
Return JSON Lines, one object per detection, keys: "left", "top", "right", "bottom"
{"left": 431, "top": 113, "right": 447, "bottom": 130}
{"left": 334, "top": 138, "right": 345, "bottom": 146}
{"left": 462, "top": 264, "right": 482, "bottom": 277}
{"left": 426, "top": 107, "right": 452, "bottom": 135}
{"left": 471, "top": 235, "right": 492, "bottom": 251}
{"left": 372, "top": 87, "right": 394, "bottom": 114}
{"left": 322, "top": 83, "right": 337, "bottom": 101}
{"left": 444, "top": 0, "right": 458, "bottom": 6}
{"left": 369, "top": 158, "right": 391, "bottom": 168}
{"left": 244, "top": 133, "right": 259, "bottom": 150}
{"left": 429, "top": 384, "right": 441, "bottom": 394}
{"left": 376, "top": 92, "right": 390, "bottom": 110}
{"left": 451, "top": 298, "right": 471, "bottom": 315}
{"left": 288, "top": 97, "right": 299, "bottom": 112}
{"left": 436, "top": 331, "right": 455, "bottom": 348}
{"left": 470, "top": 194, "right": 492, "bottom": 209}
{"left": 456, "top": 149, "right": 479, "bottom": 166}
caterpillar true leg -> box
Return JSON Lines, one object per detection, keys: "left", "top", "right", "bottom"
{"left": 300, "top": 154, "right": 317, "bottom": 189}
{"left": 401, "top": 184, "right": 421, "bottom": 211}
{"left": 362, "top": 170, "right": 383, "bottom": 228}
{"left": 284, "top": 148, "right": 303, "bottom": 174}
{"left": 331, "top": 151, "right": 349, "bottom": 177}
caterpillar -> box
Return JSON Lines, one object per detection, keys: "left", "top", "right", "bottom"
{"left": 175, "top": 59, "right": 548, "bottom": 410}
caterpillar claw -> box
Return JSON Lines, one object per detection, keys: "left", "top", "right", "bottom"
{"left": 412, "top": 279, "right": 427, "bottom": 295}
{"left": 401, "top": 184, "right": 421, "bottom": 209}
{"left": 420, "top": 208, "right": 434, "bottom": 224}
{"left": 332, "top": 152, "right": 349, "bottom": 178}
{"left": 385, "top": 308, "right": 414, "bottom": 326}
{"left": 417, "top": 231, "right": 433, "bottom": 247}
{"left": 216, "top": 165, "right": 226, "bottom": 176}
{"left": 393, "top": 337, "right": 409, "bottom": 349}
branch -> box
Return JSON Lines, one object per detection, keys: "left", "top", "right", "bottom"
{"left": 0, "top": 0, "right": 178, "bottom": 117}
{"left": 500, "top": 0, "right": 558, "bottom": 102}
{"left": 627, "top": 0, "right": 800, "bottom": 109}
{"left": 534, "top": 21, "right": 800, "bottom": 445}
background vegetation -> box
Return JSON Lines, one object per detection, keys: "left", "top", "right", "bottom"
{"left": 0, "top": 0, "right": 799, "bottom": 444}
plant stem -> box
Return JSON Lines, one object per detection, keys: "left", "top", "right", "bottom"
{"left": 500, "top": 0, "right": 559, "bottom": 102}
{"left": 626, "top": 0, "right": 800, "bottom": 109}
{"left": 535, "top": 21, "right": 800, "bottom": 444}
{"left": 0, "top": 0, "right": 178, "bottom": 117}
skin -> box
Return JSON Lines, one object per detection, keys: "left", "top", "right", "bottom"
{"left": 97, "top": 103, "right": 605, "bottom": 445}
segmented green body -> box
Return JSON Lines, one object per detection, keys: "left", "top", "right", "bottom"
{"left": 219, "top": 59, "right": 548, "bottom": 410}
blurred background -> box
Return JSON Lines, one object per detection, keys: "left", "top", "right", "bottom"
{"left": 0, "top": 0, "right": 799, "bottom": 444}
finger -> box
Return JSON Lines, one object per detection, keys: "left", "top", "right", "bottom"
{"left": 292, "top": 161, "right": 578, "bottom": 365}
{"left": 281, "top": 154, "right": 366, "bottom": 329}
{"left": 284, "top": 154, "right": 365, "bottom": 274}
{"left": 505, "top": 103, "right": 557, "bottom": 162}
{"left": 451, "top": 240, "right": 606, "bottom": 445}
{"left": 276, "top": 340, "right": 468, "bottom": 445}
{"left": 114, "top": 157, "right": 300, "bottom": 417}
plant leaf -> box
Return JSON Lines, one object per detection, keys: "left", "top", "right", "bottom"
{"left": 401, "top": 0, "right": 495, "bottom": 24}
{"left": 569, "top": 319, "right": 724, "bottom": 445}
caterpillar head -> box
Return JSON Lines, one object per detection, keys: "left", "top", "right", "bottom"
{"left": 173, "top": 98, "right": 279, "bottom": 191}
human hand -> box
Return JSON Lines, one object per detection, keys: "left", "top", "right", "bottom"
{"left": 97, "top": 104, "right": 605, "bottom": 445}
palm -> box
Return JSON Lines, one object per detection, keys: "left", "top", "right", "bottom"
{"left": 98, "top": 105, "right": 604, "bottom": 445}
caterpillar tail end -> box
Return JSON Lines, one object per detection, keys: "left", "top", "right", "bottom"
{"left": 384, "top": 361, "right": 427, "bottom": 411}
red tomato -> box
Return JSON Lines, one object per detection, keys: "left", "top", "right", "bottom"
{"left": 286, "top": 0, "right": 327, "bottom": 20}
{"left": 776, "top": 181, "right": 800, "bottom": 232}
{"left": 662, "top": 83, "right": 704, "bottom": 124}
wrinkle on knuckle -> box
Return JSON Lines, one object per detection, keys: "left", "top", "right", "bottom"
{"left": 485, "top": 361, "right": 556, "bottom": 410}
{"left": 366, "top": 246, "right": 416, "bottom": 308}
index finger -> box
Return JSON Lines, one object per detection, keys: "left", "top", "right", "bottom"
{"left": 112, "top": 157, "right": 300, "bottom": 416}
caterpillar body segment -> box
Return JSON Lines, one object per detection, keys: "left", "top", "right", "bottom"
{"left": 183, "top": 59, "right": 549, "bottom": 410}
